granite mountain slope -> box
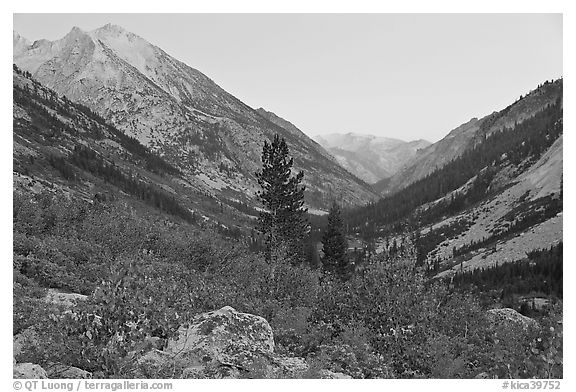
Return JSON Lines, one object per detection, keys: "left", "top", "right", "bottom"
{"left": 13, "top": 25, "right": 376, "bottom": 209}
{"left": 12, "top": 66, "right": 274, "bottom": 239}
{"left": 349, "top": 81, "right": 563, "bottom": 279}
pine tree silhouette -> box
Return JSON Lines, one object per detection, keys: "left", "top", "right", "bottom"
{"left": 256, "top": 134, "right": 309, "bottom": 261}
{"left": 322, "top": 201, "right": 350, "bottom": 278}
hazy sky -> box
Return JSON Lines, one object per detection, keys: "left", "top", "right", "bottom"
{"left": 13, "top": 13, "right": 562, "bottom": 142}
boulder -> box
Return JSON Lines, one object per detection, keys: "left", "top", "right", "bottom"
{"left": 44, "top": 289, "right": 87, "bottom": 307}
{"left": 132, "top": 306, "right": 358, "bottom": 379}
{"left": 166, "top": 306, "right": 275, "bottom": 370}
{"left": 487, "top": 308, "right": 539, "bottom": 331}
{"left": 135, "top": 306, "right": 314, "bottom": 378}
{"left": 13, "top": 362, "right": 48, "bottom": 379}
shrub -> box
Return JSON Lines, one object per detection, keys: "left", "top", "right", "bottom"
{"left": 13, "top": 190, "right": 562, "bottom": 379}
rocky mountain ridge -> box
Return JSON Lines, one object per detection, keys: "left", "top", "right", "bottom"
{"left": 314, "top": 132, "right": 431, "bottom": 183}
{"left": 375, "top": 80, "right": 563, "bottom": 194}
{"left": 13, "top": 25, "right": 376, "bottom": 210}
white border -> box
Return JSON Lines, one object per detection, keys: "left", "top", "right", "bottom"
{"left": 3, "top": 2, "right": 572, "bottom": 390}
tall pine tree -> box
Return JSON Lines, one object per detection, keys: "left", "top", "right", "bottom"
{"left": 256, "top": 134, "right": 309, "bottom": 261}
{"left": 322, "top": 201, "right": 349, "bottom": 278}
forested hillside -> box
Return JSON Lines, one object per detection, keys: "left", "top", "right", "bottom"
{"left": 347, "top": 90, "right": 562, "bottom": 231}
{"left": 375, "top": 80, "right": 563, "bottom": 194}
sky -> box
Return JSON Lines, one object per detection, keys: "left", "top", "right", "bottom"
{"left": 13, "top": 13, "right": 562, "bottom": 142}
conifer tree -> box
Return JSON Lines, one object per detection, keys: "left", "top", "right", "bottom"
{"left": 256, "top": 134, "right": 309, "bottom": 261}
{"left": 322, "top": 201, "right": 349, "bottom": 278}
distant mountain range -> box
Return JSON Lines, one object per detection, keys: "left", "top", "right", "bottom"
{"left": 13, "top": 25, "right": 376, "bottom": 210}
{"left": 313, "top": 133, "right": 430, "bottom": 184}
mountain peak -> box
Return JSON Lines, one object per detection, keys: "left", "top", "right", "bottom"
{"left": 12, "top": 30, "right": 31, "bottom": 55}
{"left": 93, "top": 23, "right": 127, "bottom": 35}
{"left": 12, "top": 30, "right": 30, "bottom": 46}
{"left": 314, "top": 132, "right": 431, "bottom": 183}
{"left": 67, "top": 26, "right": 86, "bottom": 36}
{"left": 91, "top": 23, "right": 140, "bottom": 42}
{"left": 59, "top": 26, "right": 91, "bottom": 45}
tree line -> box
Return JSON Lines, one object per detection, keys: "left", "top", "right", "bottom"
{"left": 452, "top": 243, "right": 563, "bottom": 299}
{"left": 49, "top": 145, "right": 196, "bottom": 223}
{"left": 14, "top": 65, "right": 180, "bottom": 177}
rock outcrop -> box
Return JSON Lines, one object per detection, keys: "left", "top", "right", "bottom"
{"left": 136, "top": 306, "right": 338, "bottom": 379}
{"left": 13, "top": 362, "right": 48, "bottom": 379}
{"left": 137, "top": 306, "right": 277, "bottom": 378}
{"left": 166, "top": 305, "right": 275, "bottom": 368}
{"left": 487, "top": 308, "right": 539, "bottom": 331}
{"left": 44, "top": 289, "right": 87, "bottom": 307}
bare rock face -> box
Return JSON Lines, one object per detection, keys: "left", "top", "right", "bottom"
{"left": 13, "top": 362, "right": 48, "bottom": 379}
{"left": 487, "top": 308, "right": 539, "bottom": 331}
